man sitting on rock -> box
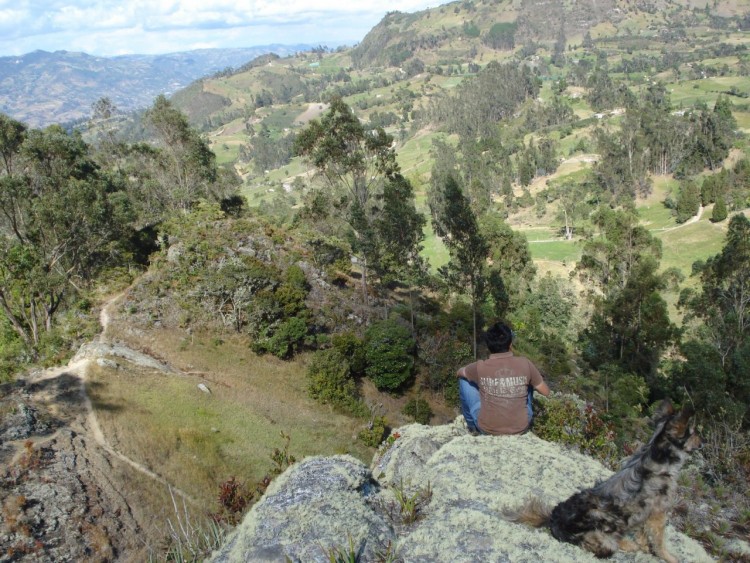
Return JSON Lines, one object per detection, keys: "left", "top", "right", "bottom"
{"left": 457, "top": 321, "right": 550, "bottom": 435}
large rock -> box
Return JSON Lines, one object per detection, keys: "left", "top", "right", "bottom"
{"left": 211, "top": 418, "right": 712, "bottom": 562}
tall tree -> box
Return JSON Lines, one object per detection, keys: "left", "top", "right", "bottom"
{"left": 0, "top": 121, "right": 127, "bottom": 345}
{"left": 576, "top": 208, "right": 675, "bottom": 380}
{"left": 478, "top": 214, "right": 536, "bottom": 316}
{"left": 575, "top": 207, "right": 662, "bottom": 299}
{"left": 680, "top": 214, "right": 750, "bottom": 365}
{"left": 430, "top": 175, "right": 488, "bottom": 358}
{"left": 295, "top": 97, "right": 400, "bottom": 304}
{"left": 374, "top": 174, "right": 427, "bottom": 325}
{"left": 144, "top": 95, "right": 218, "bottom": 212}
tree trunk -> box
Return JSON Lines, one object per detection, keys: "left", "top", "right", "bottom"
{"left": 471, "top": 282, "right": 478, "bottom": 360}
{"left": 361, "top": 255, "right": 369, "bottom": 308}
{"left": 0, "top": 292, "right": 31, "bottom": 345}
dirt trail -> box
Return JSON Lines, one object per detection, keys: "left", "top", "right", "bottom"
{"left": 24, "top": 290, "right": 198, "bottom": 506}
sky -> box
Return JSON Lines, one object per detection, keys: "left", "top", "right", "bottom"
{"left": 0, "top": 0, "right": 444, "bottom": 57}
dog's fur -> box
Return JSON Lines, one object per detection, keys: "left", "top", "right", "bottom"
{"left": 505, "top": 401, "right": 701, "bottom": 562}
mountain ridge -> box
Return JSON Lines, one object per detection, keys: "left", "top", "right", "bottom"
{"left": 0, "top": 45, "right": 316, "bottom": 127}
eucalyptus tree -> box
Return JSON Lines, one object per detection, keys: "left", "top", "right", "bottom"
{"left": 681, "top": 214, "right": 750, "bottom": 366}
{"left": 144, "top": 95, "right": 218, "bottom": 212}
{"left": 0, "top": 118, "right": 128, "bottom": 346}
{"left": 295, "top": 97, "right": 423, "bottom": 306}
{"left": 429, "top": 175, "right": 488, "bottom": 359}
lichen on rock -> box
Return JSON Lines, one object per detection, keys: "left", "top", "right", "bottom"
{"left": 210, "top": 418, "right": 714, "bottom": 563}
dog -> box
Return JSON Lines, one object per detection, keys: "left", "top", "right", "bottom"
{"left": 505, "top": 400, "right": 701, "bottom": 562}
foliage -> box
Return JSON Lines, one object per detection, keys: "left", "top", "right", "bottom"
{"left": 143, "top": 95, "right": 222, "bottom": 213}
{"left": 159, "top": 204, "right": 313, "bottom": 358}
{"left": 483, "top": 22, "right": 517, "bottom": 50}
{"left": 390, "top": 479, "right": 432, "bottom": 524}
{"left": 402, "top": 398, "right": 433, "bottom": 424}
{"left": 323, "top": 535, "right": 363, "bottom": 563}
{"left": 479, "top": 214, "right": 536, "bottom": 317}
{"left": 358, "top": 416, "right": 387, "bottom": 447}
{"left": 711, "top": 197, "right": 727, "bottom": 222}
{"left": 365, "top": 319, "right": 416, "bottom": 392}
{"left": 418, "top": 311, "right": 473, "bottom": 405}
{"left": 307, "top": 348, "right": 368, "bottom": 417}
{"left": 0, "top": 117, "right": 130, "bottom": 348}
{"left": 431, "top": 61, "right": 539, "bottom": 139}
{"left": 533, "top": 396, "right": 618, "bottom": 466}
{"left": 212, "top": 477, "right": 254, "bottom": 526}
{"left": 295, "top": 97, "right": 423, "bottom": 302}
{"left": 269, "top": 431, "right": 297, "bottom": 476}
{"left": 674, "top": 180, "right": 701, "bottom": 223}
{"left": 678, "top": 215, "right": 750, "bottom": 426}
{"left": 681, "top": 215, "right": 750, "bottom": 372}
{"left": 429, "top": 175, "right": 488, "bottom": 357}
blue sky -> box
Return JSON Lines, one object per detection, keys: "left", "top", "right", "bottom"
{"left": 0, "top": 1, "right": 444, "bottom": 57}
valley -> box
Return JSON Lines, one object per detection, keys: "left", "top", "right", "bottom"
{"left": 2, "top": 0, "right": 750, "bottom": 560}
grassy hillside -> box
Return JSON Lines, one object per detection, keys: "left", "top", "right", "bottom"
{"left": 48, "top": 2, "right": 750, "bottom": 557}
{"left": 165, "top": 0, "right": 750, "bottom": 297}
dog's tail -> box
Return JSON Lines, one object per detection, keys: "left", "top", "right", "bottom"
{"left": 502, "top": 497, "right": 552, "bottom": 528}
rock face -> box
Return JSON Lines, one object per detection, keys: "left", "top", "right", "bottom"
{"left": 211, "top": 418, "right": 713, "bottom": 563}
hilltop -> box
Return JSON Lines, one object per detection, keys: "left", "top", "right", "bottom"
{"left": 0, "top": 45, "right": 314, "bottom": 127}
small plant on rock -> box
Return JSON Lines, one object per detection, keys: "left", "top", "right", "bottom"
{"left": 391, "top": 479, "right": 432, "bottom": 525}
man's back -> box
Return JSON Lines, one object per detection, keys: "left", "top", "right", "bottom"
{"left": 459, "top": 351, "right": 544, "bottom": 435}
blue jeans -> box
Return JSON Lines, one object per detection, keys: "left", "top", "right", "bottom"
{"left": 459, "top": 378, "right": 534, "bottom": 433}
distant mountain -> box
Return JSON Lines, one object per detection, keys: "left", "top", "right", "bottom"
{"left": 0, "top": 46, "right": 314, "bottom": 127}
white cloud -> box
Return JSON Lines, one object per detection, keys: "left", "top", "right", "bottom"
{"left": 0, "top": 1, "right": 445, "bottom": 56}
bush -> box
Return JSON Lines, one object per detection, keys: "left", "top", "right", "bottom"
{"left": 365, "top": 319, "right": 416, "bottom": 392}
{"left": 259, "top": 316, "right": 308, "bottom": 359}
{"left": 533, "top": 395, "right": 618, "bottom": 466}
{"left": 402, "top": 398, "right": 433, "bottom": 424}
{"left": 711, "top": 197, "right": 728, "bottom": 222}
{"left": 307, "top": 349, "right": 367, "bottom": 417}
{"left": 358, "top": 416, "right": 387, "bottom": 447}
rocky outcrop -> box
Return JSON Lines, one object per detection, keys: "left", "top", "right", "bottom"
{"left": 211, "top": 418, "right": 712, "bottom": 563}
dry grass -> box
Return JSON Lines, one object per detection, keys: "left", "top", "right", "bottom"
{"left": 88, "top": 327, "right": 372, "bottom": 512}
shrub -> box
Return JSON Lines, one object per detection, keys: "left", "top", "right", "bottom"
{"left": 307, "top": 349, "right": 367, "bottom": 417}
{"left": 419, "top": 332, "right": 471, "bottom": 406}
{"left": 259, "top": 316, "right": 308, "bottom": 359}
{"left": 213, "top": 477, "right": 254, "bottom": 525}
{"left": 365, "top": 319, "right": 415, "bottom": 392}
{"left": 711, "top": 197, "right": 728, "bottom": 222}
{"left": 330, "top": 332, "right": 366, "bottom": 376}
{"left": 358, "top": 416, "right": 387, "bottom": 447}
{"left": 402, "top": 398, "right": 433, "bottom": 424}
{"left": 533, "top": 395, "right": 618, "bottom": 466}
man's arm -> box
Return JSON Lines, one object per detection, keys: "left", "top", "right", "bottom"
{"left": 534, "top": 381, "right": 550, "bottom": 397}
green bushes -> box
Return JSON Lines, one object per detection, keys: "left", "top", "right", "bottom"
{"left": 307, "top": 348, "right": 367, "bottom": 417}
{"left": 533, "top": 395, "right": 618, "bottom": 466}
{"left": 402, "top": 398, "right": 433, "bottom": 424}
{"left": 365, "top": 319, "right": 416, "bottom": 392}
{"left": 358, "top": 416, "right": 387, "bottom": 447}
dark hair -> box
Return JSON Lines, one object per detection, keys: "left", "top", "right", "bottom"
{"left": 485, "top": 322, "right": 513, "bottom": 353}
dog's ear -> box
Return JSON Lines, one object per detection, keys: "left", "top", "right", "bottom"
{"left": 654, "top": 400, "right": 674, "bottom": 420}
{"left": 677, "top": 404, "right": 695, "bottom": 420}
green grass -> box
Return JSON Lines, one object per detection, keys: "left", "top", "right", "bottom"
{"left": 518, "top": 227, "right": 558, "bottom": 241}
{"left": 421, "top": 221, "right": 449, "bottom": 271}
{"left": 670, "top": 77, "right": 750, "bottom": 108}
{"left": 89, "top": 330, "right": 373, "bottom": 508}
{"left": 656, "top": 212, "right": 726, "bottom": 275}
{"left": 397, "top": 131, "right": 450, "bottom": 179}
{"left": 527, "top": 240, "right": 582, "bottom": 263}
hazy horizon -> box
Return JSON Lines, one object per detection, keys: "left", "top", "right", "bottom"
{"left": 0, "top": 1, "right": 445, "bottom": 58}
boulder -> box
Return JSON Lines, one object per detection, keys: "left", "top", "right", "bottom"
{"left": 211, "top": 417, "right": 713, "bottom": 563}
